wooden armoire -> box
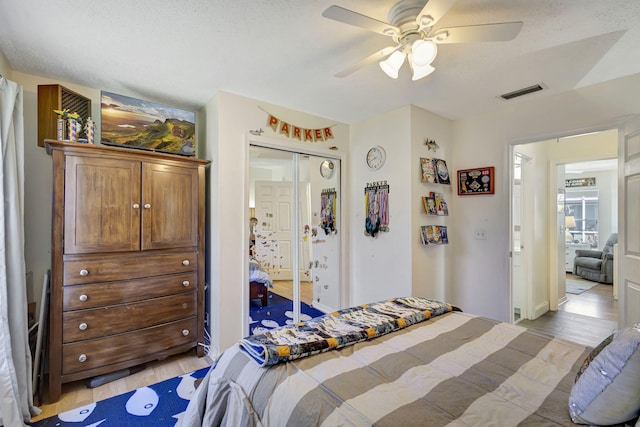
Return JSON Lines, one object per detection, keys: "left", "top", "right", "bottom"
{"left": 46, "top": 140, "right": 210, "bottom": 402}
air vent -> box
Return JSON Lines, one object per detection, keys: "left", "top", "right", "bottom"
{"left": 500, "top": 84, "right": 544, "bottom": 100}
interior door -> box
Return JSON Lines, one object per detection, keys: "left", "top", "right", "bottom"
{"left": 556, "top": 166, "right": 567, "bottom": 308}
{"left": 511, "top": 152, "right": 532, "bottom": 321}
{"left": 620, "top": 116, "right": 640, "bottom": 327}
{"left": 255, "top": 180, "right": 294, "bottom": 280}
{"left": 511, "top": 153, "right": 525, "bottom": 321}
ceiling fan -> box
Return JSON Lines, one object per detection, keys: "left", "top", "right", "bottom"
{"left": 322, "top": 0, "right": 523, "bottom": 80}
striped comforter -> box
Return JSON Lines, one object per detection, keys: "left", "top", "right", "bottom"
{"left": 182, "top": 311, "right": 590, "bottom": 426}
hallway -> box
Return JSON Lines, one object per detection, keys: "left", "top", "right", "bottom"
{"left": 518, "top": 274, "right": 617, "bottom": 348}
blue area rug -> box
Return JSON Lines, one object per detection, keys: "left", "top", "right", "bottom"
{"left": 33, "top": 366, "right": 210, "bottom": 426}
{"left": 250, "top": 292, "right": 325, "bottom": 335}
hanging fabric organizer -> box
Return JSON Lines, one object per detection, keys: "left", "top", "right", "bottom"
{"left": 364, "top": 181, "right": 389, "bottom": 237}
{"left": 320, "top": 188, "right": 337, "bottom": 235}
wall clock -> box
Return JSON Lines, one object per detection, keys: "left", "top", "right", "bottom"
{"left": 320, "top": 160, "right": 335, "bottom": 179}
{"left": 366, "top": 146, "right": 386, "bottom": 170}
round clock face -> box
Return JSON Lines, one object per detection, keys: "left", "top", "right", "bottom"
{"left": 320, "top": 160, "right": 335, "bottom": 179}
{"left": 366, "top": 146, "right": 386, "bottom": 170}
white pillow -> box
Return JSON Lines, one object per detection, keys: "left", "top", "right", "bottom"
{"left": 569, "top": 324, "right": 640, "bottom": 425}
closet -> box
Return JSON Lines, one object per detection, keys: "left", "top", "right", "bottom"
{"left": 46, "top": 140, "right": 209, "bottom": 402}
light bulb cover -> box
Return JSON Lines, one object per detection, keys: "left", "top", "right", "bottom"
{"left": 379, "top": 51, "right": 406, "bottom": 79}
{"left": 411, "top": 39, "right": 438, "bottom": 66}
{"left": 411, "top": 62, "right": 435, "bottom": 81}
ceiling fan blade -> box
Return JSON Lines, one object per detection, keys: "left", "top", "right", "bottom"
{"left": 416, "top": 0, "right": 458, "bottom": 29}
{"left": 322, "top": 5, "right": 398, "bottom": 37}
{"left": 432, "top": 21, "right": 523, "bottom": 43}
{"left": 334, "top": 46, "right": 399, "bottom": 78}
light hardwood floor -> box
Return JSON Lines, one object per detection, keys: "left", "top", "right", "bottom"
{"left": 518, "top": 273, "right": 618, "bottom": 348}
{"left": 270, "top": 280, "right": 314, "bottom": 306}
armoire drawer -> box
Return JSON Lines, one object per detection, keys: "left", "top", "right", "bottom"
{"left": 63, "top": 252, "right": 197, "bottom": 285}
{"left": 63, "top": 292, "right": 196, "bottom": 343}
{"left": 62, "top": 317, "right": 197, "bottom": 375}
{"left": 63, "top": 272, "right": 197, "bottom": 311}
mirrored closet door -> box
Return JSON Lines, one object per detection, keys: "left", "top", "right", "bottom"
{"left": 248, "top": 145, "right": 341, "bottom": 335}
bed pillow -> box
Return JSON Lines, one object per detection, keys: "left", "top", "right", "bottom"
{"left": 569, "top": 324, "right": 640, "bottom": 425}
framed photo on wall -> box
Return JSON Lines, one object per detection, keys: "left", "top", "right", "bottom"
{"left": 457, "top": 166, "right": 495, "bottom": 195}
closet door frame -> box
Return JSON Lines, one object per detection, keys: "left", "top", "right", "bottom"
{"left": 244, "top": 135, "right": 348, "bottom": 335}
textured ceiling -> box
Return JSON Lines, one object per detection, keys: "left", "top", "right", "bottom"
{"left": 1, "top": 0, "right": 639, "bottom": 123}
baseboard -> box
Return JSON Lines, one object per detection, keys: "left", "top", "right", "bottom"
{"left": 557, "top": 295, "right": 569, "bottom": 307}
{"left": 533, "top": 301, "right": 550, "bottom": 320}
{"left": 312, "top": 301, "right": 334, "bottom": 314}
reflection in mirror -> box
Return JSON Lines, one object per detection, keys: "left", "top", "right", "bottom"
{"left": 248, "top": 145, "right": 341, "bottom": 336}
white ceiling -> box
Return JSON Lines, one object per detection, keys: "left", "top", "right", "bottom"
{"left": 1, "top": 0, "right": 639, "bottom": 124}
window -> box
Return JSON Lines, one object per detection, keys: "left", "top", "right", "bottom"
{"left": 565, "top": 189, "right": 599, "bottom": 246}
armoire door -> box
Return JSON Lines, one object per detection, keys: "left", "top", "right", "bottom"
{"left": 142, "top": 163, "right": 199, "bottom": 250}
{"left": 64, "top": 155, "right": 141, "bottom": 254}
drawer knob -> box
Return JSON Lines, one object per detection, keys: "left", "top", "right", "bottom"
{"left": 79, "top": 322, "right": 87, "bottom": 331}
{"left": 79, "top": 294, "right": 88, "bottom": 302}
{"left": 80, "top": 269, "right": 89, "bottom": 277}
{"left": 133, "top": 203, "right": 140, "bottom": 209}
{"left": 144, "top": 203, "right": 151, "bottom": 209}
{"left": 182, "top": 260, "right": 190, "bottom": 266}
{"left": 182, "top": 329, "right": 190, "bottom": 336}
{"left": 182, "top": 280, "right": 190, "bottom": 287}
{"left": 78, "top": 354, "right": 87, "bottom": 363}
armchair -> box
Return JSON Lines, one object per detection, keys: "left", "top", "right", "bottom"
{"left": 573, "top": 233, "right": 617, "bottom": 284}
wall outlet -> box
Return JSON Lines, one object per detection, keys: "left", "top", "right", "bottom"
{"left": 474, "top": 229, "right": 487, "bottom": 240}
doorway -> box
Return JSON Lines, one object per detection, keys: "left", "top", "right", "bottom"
{"left": 248, "top": 143, "right": 342, "bottom": 335}
{"left": 510, "top": 129, "right": 618, "bottom": 327}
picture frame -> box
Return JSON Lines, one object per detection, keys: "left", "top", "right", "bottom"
{"left": 100, "top": 91, "right": 196, "bottom": 156}
{"left": 457, "top": 166, "right": 495, "bottom": 195}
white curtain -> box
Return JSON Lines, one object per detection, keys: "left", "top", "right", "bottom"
{"left": 0, "top": 76, "right": 39, "bottom": 425}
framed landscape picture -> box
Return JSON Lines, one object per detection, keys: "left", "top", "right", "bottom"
{"left": 457, "top": 166, "right": 495, "bottom": 195}
{"left": 100, "top": 91, "right": 196, "bottom": 156}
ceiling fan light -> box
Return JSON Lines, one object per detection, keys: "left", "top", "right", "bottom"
{"left": 379, "top": 51, "right": 406, "bottom": 79}
{"left": 411, "top": 63, "right": 435, "bottom": 81}
{"left": 411, "top": 39, "right": 438, "bottom": 66}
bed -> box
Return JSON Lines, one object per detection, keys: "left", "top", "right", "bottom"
{"left": 182, "top": 297, "right": 640, "bottom": 427}
{"left": 249, "top": 259, "right": 273, "bottom": 306}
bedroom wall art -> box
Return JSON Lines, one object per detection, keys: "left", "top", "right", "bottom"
{"left": 320, "top": 188, "right": 337, "bottom": 235}
{"left": 100, "top": 91, "right": 196, "bottom": 156}
{"left": 422, "top": 192, "right": 448, "bottom": 216}
{"left": 457, "top": 166, "right": 495, "bottom": 195}
{"left": 259, "top": 106, "right": 335, "bottom": 142}
{"left": 421, "top": 225, "right": 449, "bottom": 245}
{"left": 420, "top": 157, "right": 450, "bottom": 184}
{"left": 364, "top": 181, "right": 389, "bottom": 237}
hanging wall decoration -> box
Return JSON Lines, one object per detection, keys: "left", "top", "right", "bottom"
{"left": 320, "top": 188, "right": 338, "bottom": 235}
{"left": 457, "top": 166, "right": 495, "bottom": 195}
{"left": 259, "top": 106, "right": 336, "bottom": 143}
{"left": 364, "top": 181, "right": 389, "bottom": 238}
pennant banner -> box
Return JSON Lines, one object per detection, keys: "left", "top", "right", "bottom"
{"left": 264, "top": 111, "right": 335, "bottom": 143}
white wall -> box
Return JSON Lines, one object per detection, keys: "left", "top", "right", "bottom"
{"left": 205, "top": 91, "right": 349, "bottom": 353}
{"left": 409, "top": 106, "right": 453, "bottom": 302}
{"left": 451, "top": 73, "right": 640, "bottom": 322}
{"left": 349, "top": 106, "right": 413, "bottom": 305}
